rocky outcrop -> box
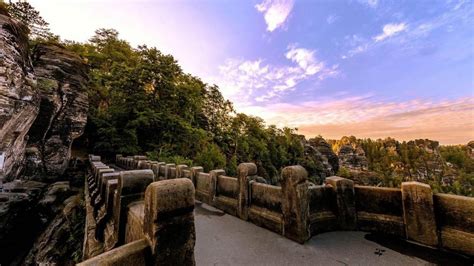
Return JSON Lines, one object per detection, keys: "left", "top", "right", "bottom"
{"left": 0, "top": 10, "right": 40, "bottom": 181}
{"left": 0, "top": 179, "right": 80, "bottom": 264}
{"left": 468, "top": 141, "right": 474, "bottom": 159}
{"left": 25, "top": 43, "right": 88, "bottom": 179}
{"left": 338, "top": 144, "right": 368, "bottom": 171}
{"left": 300, "top": 136, "right": 338, "bottom": 183}
{"left": 0, "top": 180, "right": 46, "bottom": 264}
{"left": 308, "top": 137, "right": 339, "bottom": 174}
{"left": 24, "top": 193, "right": 85, "bottom": 265}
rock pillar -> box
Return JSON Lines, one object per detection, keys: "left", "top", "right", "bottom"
{"left": 237, "top": 163, "right": 257, "bottom": 220}
{"left": 143, "top": 179, "right": 196, "bottom": 265}
{"left": 401, "top": 181, "right": 438, "bottom": 246}
{"left": 281, "top": 165, "right": 310, "bottom": 243}
{"left": 325, "top": 176, "right": 357, "bottom": 230}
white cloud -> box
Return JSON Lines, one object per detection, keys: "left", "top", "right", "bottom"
{"left": 373, "top": 23, "right": 408, "bottom": 42}
{"left": 326, "top": 15, "right": 338, "bottom": 24}
{"left": 285, "top": 46, "right": 324, "bottom": 75}
{"left": 211, "top": 45, "right": 338, "bottom": 106}
{"left": 255, "top": 0, "right": 295, "bottom": 32}
{"left": 358, "top": 0, "right": 378, "bottom": 8}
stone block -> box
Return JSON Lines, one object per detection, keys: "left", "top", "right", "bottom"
{"left": 209, "top": 169, "right": 226, "bottom": 204}
{"left": 190, "top": 166, "right": 204, "bottom": 185}
{"left": 110, "top": 170, "right": 154, "bottom": 248}
{"left": 144, "top": 179, "right": 195, "bottom": 265}
{"left": 78, "top": 239, "right": 151, "bottom": 266}
{"left": 237, "top": 163, "right": 257, "bottom": 220}
{"left": 164, "top": 163, "right": 176, "bottom": 179}
{"left": 325, "top": 176, "right": 357, "bottom": 230}
{"left": 401, "top": 181, "right": 438, "bottom": 246}
{"left": 177, "top": 164, "right": 189, "bottom": 178}
{"left": 281, "top": 165, "right": 310, "bottom": 243}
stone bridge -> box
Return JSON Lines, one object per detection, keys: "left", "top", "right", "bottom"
{"left": 80, "top": 155, "right": 474, "bottom": 265}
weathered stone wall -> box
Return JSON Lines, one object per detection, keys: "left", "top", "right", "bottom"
{"left": 248, "top": 182, "right": 283, "bottom": 234}
{"left": 308, "top": 185, "right": 338, "bottom": 234}
{"left": 102, "top": 154, "right": 474, "bottom": 261}
{"left": 433, "top": 193, "right": 474, "bottom": 256}
{"left": 25, "top": 43, "right": 88, "bottom": 178}
{"left": 82, "top": 156, "right": 196, "bottom": 265}
{"left": 355, "top": 186, "right": 405, "bottom": 237}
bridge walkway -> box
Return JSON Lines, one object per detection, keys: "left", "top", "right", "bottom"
{"left": 194, "top": 202, "right": 469, "bottom": 266}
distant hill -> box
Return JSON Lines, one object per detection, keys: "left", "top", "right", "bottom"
{"left": 327, "top": 136, "right": 473, "bottom": 196}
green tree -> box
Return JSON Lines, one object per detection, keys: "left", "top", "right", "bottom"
{"left": 6, "top": 1, "right": 57, "bottom": 41}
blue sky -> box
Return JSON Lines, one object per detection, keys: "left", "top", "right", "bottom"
{"left": 30, "top": 0, "right": 474, "bottom": 144}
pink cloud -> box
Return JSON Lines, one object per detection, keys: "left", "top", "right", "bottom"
{"left": 239, "top": 97, "right": 474, "bottom": 144}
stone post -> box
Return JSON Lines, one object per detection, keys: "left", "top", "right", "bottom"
{"left": 401, "top": 181, "right": 438, "bottom": 246}
{"left": 209, "top": 169, "right": 226, "bottom": 204}
{"left": 143, "top": 179, "right": 196, "bottom": 265}
{"left": 237, "top": 163, "right": 257, "bottom": 220}
{"left": 190, "top": 166, "right": 204, "bottom": 186}
{"left": 91, "top": 168, "right": 114, "bottom": 205}
{"left": 90, "top": 155, "right": 101, "bottom": 162}
{"left": 108, "top": 169, "right": 154, "bottom": 250}
{"left": 281, "top": 165, "right": 310, "bottom": 243}
{"left": 164, "top": 163, "right": 176, "bottom": 179}
{"left": 177, "top": 164, "right": 190, "bottom": 178}
{"left": 154, "top": 162, "right": 165, "bottom": 181}
{"left": 325, "top": 176, "right": 357, "bottom": 230}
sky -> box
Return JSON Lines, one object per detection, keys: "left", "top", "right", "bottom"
{"left": 28, "top": 0, "right": 474, "bottom": 144}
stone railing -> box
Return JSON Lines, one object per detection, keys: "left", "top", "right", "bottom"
{"left": 82, "top": 154, "right": 473, "bottom": 264}
{"left": 80, "top": 155, "right": 195, "bottom": 265}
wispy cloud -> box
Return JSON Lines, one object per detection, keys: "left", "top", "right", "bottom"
{"left": 255, "top": 0, "right": 295, "bottom": 32}
{"left": 211, "top": 45, "right": 338, "bottom": 105}
{"left": 326, "top": 14, "right": 338, "bottom": 24}
{"left": 373, "top": 22, "right": 408, "bottom": 42}
{"left": 239, "top": 97, "right": 474, "bottom": 144}
{"left": 358, "top": 0, "right": 378, "bottom": 8}
{"left": 342, "top": 1, "right": 472, "bottom": 58}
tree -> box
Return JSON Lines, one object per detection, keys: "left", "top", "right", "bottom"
{"left": 6, "top": 1, "right": 57, "bottom": 41}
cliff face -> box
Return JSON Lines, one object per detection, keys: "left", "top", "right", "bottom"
{"left": 0, "top": 11, "right": 89, "bottom": 265}
{"left": 338, "top": 144, "right": 368, "bottom": 171}
{"left": 25, "top": 44, "right": 89, "bottom": 179}
{"left": 301, "top": 137, "right": 339, "bottom": 182}
{"left": 0, "top": 11, "right": 40, "bottom": 181}
{"left": 308, "top": 137, "right": 339, "bottom": 174}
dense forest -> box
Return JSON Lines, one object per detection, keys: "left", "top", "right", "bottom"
{"left": 4, "top": 2, "right": 473, "bottom": 196}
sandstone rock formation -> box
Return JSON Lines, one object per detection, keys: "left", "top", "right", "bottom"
{"left": 468, "top": 140, "right": 474, "bottom": 159}
{"left": 308, "top": 137, "right": 339, "bottom": 174}
{"left": 0, "top": 10, "right": 40, "bottom": 181}
{"left": 25, "top": 43, "right": 88, "bottom": 179}
{"left": 300, "top": 136, "right": 339, "bottom": 182}
{"left": 338, "top": 144, "right": 368, "bottom": 171}
{"left": 24, "top": 193, "right": 85, "bottom": 265}
{"left": 0, "top": 180, "right": 46, "bottom": 264}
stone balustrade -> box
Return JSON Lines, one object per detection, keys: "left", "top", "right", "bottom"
{"left": 81, "top": 154, "right": 474, "bottom": 265}
{"left": 81, "top": 155, "right": 196, "bottom": 265}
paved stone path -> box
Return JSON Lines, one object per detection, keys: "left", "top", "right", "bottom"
{"left": 194, "top": 202, "right": 469, "bottom": 266}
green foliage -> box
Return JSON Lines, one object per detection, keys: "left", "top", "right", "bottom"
{"left": 337, "top": 166, "right": 351, "bottom": 178}
{"left": 19, "top": 4, "right": 471, "bottom": 195}
{"left": 195, "top": 143, "right": 226, "bottom": 172}
{"left": 5, "top": 1, "right": 58, "bottom": 41}
{"left": 331, "top": 136, "right": 473, "bottom": 196}
{"left": 60, "top": 29, "right": 320, "bottom": 183}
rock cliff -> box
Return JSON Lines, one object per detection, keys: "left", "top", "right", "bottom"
{"left": 338, "top": 144, "right": 368, "bottom": 171}
{"left": 0, "top": 10, "right": 89, "bottom": 265}
{"left": 0, "top": 10, "right": 40, "bottom": 181}
{"left": 301, "top": 136, "right": 339, "bottom": 182}
{"left": 25, "top": 43, "right": 88, "bottom": 179}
